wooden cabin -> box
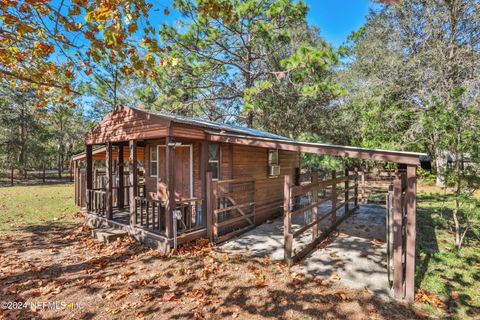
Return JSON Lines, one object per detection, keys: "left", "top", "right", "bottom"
{"left": 72, "top": 106, "right": 424, "bottom": 301}
{"left": 73, "top": 106, "right": 304, "bottom": 251}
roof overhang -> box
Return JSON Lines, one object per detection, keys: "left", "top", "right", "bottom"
{"left": 72, "top": 146, "right": 145, "bottom": 162}
{"left": 206, "top": 131, "right": 425, "bottom": 166}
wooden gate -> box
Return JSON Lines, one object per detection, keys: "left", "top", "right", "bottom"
{"left": 209, "top": 177, "right": 256, "bottom": 243}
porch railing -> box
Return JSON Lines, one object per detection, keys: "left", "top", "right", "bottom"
{"left": 135, "top": 197, "right": 165, "bottom": 232}
{"left": 87, "top": 188, "right": 106, "bottom": 216}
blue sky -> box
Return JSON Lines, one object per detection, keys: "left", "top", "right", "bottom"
{"left": 305, "top": 0, "right": 378, "bottom": 47}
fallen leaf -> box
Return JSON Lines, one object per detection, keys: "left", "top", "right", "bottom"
{"left": 255, "top": 279, "right": 266, "bottom": 287}
{"left": 330, "top": 272, "right": 341, "bottom": 281}
{"left": 371, "top": 238, "right": 385, "bottom": 245}
{"left": 162, "top": 292, "right": 176, "bottom": 302}
{"left": 338, "top": 292, "right": 348, "bottom": 300}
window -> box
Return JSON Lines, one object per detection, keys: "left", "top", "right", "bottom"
{"left": 208, "top": 144, "right": 220, "bottom": 180}
{"left": 150, "top": 146, "right": 158, "bottom": 177}
{"left": 268, "top": 149, "right": 279, "bottom": 166}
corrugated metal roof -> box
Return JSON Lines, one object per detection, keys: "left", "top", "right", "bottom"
{"left": 132, "top": 107, "right": 294, "bottom": 142}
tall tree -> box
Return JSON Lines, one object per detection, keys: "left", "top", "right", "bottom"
{"left": 340, "top": 0, "right": 480, "bottom": 182}
{"left": 156, "top": 0, "right": 340, "bottom": 129}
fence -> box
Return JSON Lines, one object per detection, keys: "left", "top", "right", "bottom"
{"left": 283, "top": 169, "right": 359, "bottom": 266}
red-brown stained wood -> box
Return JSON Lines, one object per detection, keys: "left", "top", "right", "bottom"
{"left": 284, "top": 175, "right": 292, "bottom": 266}
{"left": 129, "top": 140, "right": 137, "bottom": 226}
{"left": 165, "top": 138, "right": 175, "bottom": 241}
{"left": 86, "top": 107, "right": 171, "bottom": 144}
{"left": 311, "top": 171, "right": 319, "bottom": 240}
{"left": 393, "top": 177, "right": 404, "bottom": 299}
{"left": 106, "top": 142, "right": 113, "bottom": 219}
{"left": 405, "top": 165, "right": 416, "bottom": 301}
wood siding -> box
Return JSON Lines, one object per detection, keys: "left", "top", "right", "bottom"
{"left": 86, "top": 107, "right": 170, "bottom": 145}
{"left": 229, "top": 145, "right": 299, "bottom": 224}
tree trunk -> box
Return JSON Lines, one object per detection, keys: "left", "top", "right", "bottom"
{"left": 10, "top": 167, "right": 14, "bottom": 186}
{"left": 435, "top": 150, "right": 449, "bottom": 187}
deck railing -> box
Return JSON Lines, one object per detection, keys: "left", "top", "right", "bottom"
{"left": 87, "top": 188, "right": 106, "bottom": 216}
{"left": 284, "top": 169, "right": 359, "bottom": 266}
{"left": 135, "top": 197, "right": 165, "bottom": 232}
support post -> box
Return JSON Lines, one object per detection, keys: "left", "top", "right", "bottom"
{"left": 212, "top": 180, "right": 218, "bottom": 241}
{"left": 73, "top": 161, "right": 77, "bottom": 206}
{"left": 331, "top": 170, "right": 337, "bottom": 223}
{"left": 165, "top": 137, "right": 175, "bottom": 245}
{"left": 344, "top": 168, "right": 349, "bottom": 214}
{"left": 405, "top": 165, "right": 417, "bottom": 301}
{"left": 201, "top": 142, "right": 209, "bottom": 229}
{"left": 361, "top": 170, "right": 366, "bottom": 203}
{"left": 354, "top": 167, "right": 359, "bottom": 208}
{"left": 117, "top": 144, "right": 124, "bottom": 209}
{"left": 86, "top": 144, "right": 93, "bottom": 212}
{"left": 106, "top": 142, "right": 113, "bottom": 219}
{"left": 284, "top": 175, "right": 293, "bottom": 266}
{"left": 129, "top": 140, "right": 137, "bottom": 226}
{"left": 393, "top": 176, "right": 403, "bottom": 299}
{"left": 206, "top": 171, "right": 214, "bottom": 241}
{"left": 311, "top": 170, "right": 319, "bottom": 241}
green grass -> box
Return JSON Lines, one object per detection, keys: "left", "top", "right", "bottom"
{"left": 0, "top": 184, "right": 79, "bottom": 232}
{"left": 415, "top": 186, "right": 480, "bottom": 319}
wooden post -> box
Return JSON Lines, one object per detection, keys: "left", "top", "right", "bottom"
{"left": 212, "top": 180, "right": 218, "bottom": 241}
{"left": 344, "top": 168, "right": 349, "bottom": 214}
{"left": 165, "top": 137, "right": 175, "bottom": 244}
{"left": 206, "top": 171, "right": 214, "bottom": 241}
{"left": 201, "top": 141, "right": 209, "bottom": 229}
{"left": 393, "top": 176, "right": 403, "bottom": 299}
{"left": 311, "top": 170, "right": 319, "bottom": 241}
{"left": 105, "top": 142, "right": 113, "bottom": 219}
{"left": 129, "top": 140, "right": 137, "bottom": 226}
{"left": 284, "top": 175, "right": 293, "bottom": 266}
{"left": 73, "top": 161, "right": 77, "bottom": 205}
{"left": 331, "top": 170, "right": 337, "bottom": 223}
{"left": 361, "top": 170, "right": 366, "bottom": 203}
{"left": 86, "top": 144, "right": 93, "bottom": 212}
{"left": 354, "top": 168, "right": 359, "bottom": 208}
{"left": 117, "top": 144, "right": 124, "bottom": 209}
{"left": 405, "top": 165, "right": 417, "bottom": 301}
{"left": 42, "top": 163, "right": 46, "bottom": 184}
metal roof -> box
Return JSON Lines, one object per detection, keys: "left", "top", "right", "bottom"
{"left": 132, "top": 107, "right": 294, "bottom": 142}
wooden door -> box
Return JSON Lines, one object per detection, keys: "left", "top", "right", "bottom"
{"left": 157, "top": 146, "right": 191, "bottom": 201}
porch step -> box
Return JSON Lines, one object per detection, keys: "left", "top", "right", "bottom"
{"left": 92, "top": 228, "right": 128, "bottom": 243}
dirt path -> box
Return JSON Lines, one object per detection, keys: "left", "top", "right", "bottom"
{"left": 0, "top": 222, "right": 423, "bottom": 319}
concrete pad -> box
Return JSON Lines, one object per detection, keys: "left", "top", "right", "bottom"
{"left": 221, "top": 203, "right": 391, "bottom": 299}
{"left": 92, "top": 228, "right": 128, "bottom": 243}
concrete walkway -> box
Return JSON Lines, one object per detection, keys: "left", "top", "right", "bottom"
{"left": 221, "top": 203, "right": 391, "bottom": 298}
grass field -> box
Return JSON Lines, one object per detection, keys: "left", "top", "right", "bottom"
{"left": 0, "top": 184, "right": 78, "bottom": 232}
{"left": 0, "top": 183, "right": 478, "bottom": 318}
{"left": 415, "top": 184, "right": 480, "bottom": 318}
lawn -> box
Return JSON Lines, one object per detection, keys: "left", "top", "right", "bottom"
{"left": 0, "top": 183, "right": 478, "bottom": 319}
{"left": 415, "top": 184, "right": 480, "bottom": 319}
{"left": 0, "top": 184, "right": 78, "bottom": 232}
